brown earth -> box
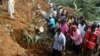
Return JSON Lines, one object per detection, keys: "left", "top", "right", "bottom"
{"left": 0, "top": 0, "right": 50, "bottom": 56}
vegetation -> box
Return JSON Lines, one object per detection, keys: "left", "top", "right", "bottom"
{"left": 52, "top": 0, "right": 100, "bottom": 20}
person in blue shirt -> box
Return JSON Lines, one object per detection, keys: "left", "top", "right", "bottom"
{"left": 47, "top": 15, "right": 56, "bottom": 36}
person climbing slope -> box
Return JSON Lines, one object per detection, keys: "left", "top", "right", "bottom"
{"left": 8, "top": 0, "right": 15, "bottom": 19}
{"left": 47, "top": 15, "right": 56, "bottom": 36}
{"left": 57, "top": 6, "right": 64, "bottom": 22}
{"left": 49, "top": 3, "right": 57, "bottom": 17}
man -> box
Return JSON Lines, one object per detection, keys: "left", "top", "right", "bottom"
{"left": 57, "top": 6, "right": 64, "bottom": 22}
{"left": 71, "top": 25, "right": 82, "bottom": 55}
{"left": 59, "top": 19, "right": 69, "bottom": 35}
{"left": 49, "top": 3, "right": 57, "bottom": 17}
{"left": 83, "top": 24, "right": 97, "bottom": 56}
{"left": 95, "top": 25, "right": 100, "bottom": 53}
{"left": 52, "top": 28, "right": 66, "bottom": 56}
{"left": 8, "top": 0, "right": 15, "bottom": 19}
{"left": 47, "top": 15, "right": 56, "bottom": 36}
{"left": 78, "top": 20, "right": 86, "bottom": 42}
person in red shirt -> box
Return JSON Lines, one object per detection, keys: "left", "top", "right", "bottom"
{"left": 83, "top": 23, "right": 97, "bottom": 56}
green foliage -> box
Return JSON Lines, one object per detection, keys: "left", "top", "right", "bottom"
{"left": 21, "top": 29, "right": 50, "bottom": 48}
{"left": 52, "top": 0, "right": 100, "bottom": 20}
{"left": 52, "top": 0, "right": 74, "bottom": 7}
{"left": 22, "top": 30, "right": 34, "bottom": 48}
{"left": 77, "top": 0, "right": 97, "bottom": 19}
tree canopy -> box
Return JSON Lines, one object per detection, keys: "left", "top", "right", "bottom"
{"left": 52, "top": 0, "right": 100, "bottom": 21}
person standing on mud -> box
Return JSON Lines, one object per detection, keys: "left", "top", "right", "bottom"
{"left": 8, "top": 0, "right": 15, "bottom": 19}
{"left": 78, "top": 20, "right": 86, "bottom": 42}
{"left": 47, "top": 15, "right": 56, "bottom": 36}
{"left": 83, "top": 24, "right": 97, "bottom": 56}
{"left": 70, "top": 25, "right": 82, "bottom": 55}
{"left": 51, "top": 28, "right": 66, "bottom": 56}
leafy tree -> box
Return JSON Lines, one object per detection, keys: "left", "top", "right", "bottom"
{"left": 51, "top": 0, "right": 100, "bottom": 20}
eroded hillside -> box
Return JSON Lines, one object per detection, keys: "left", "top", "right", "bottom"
{"left": 0, "top": 0, "right": 49, "bottom": 56}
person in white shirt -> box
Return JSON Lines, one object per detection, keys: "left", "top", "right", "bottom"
{"left": 8, "top": 0, "right": 15, "bottom": 19}
{"left": 52, "top": 28, "right": 66, "bottom": 56}
{"left": 78, "top": 20, "right": 86, "bottom": 41}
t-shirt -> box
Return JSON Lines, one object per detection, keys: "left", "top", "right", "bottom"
{"left": 95, "top": 28, "right": 100, "bottom": 37}
{"left": 78, "top": 24, "right": 86, "bottom": 39}
{"left": 95, "top": 28, "right": 100, "bottom": 45}
{"left": 71, "top": 29, "right": 82, "bottom": 45}
{"left": 59, "top": 23, "right": 69, "bottom": 34}
{"left": 48, "top": 17, "right": 56, "bottom": 29}
{"left": 53, "top": 32, "right": 66, "bottom": 51}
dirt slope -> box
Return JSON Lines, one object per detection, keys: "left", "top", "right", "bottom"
{"left": 0, "top": 0, "right": 49, "bottom": 56}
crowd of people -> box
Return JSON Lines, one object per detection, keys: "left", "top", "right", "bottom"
{"left": 0, "top": 0, "right": 100, "bottom": 56}
{"left": 46, "top": 3, "right": 100, "bottom": 56}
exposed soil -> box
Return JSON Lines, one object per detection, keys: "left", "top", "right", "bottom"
{"left": 0, "top": 0, "right": 79, "bottom": 56}
{"left": 0, "top": 0, "right": 50, "bottom": 56}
